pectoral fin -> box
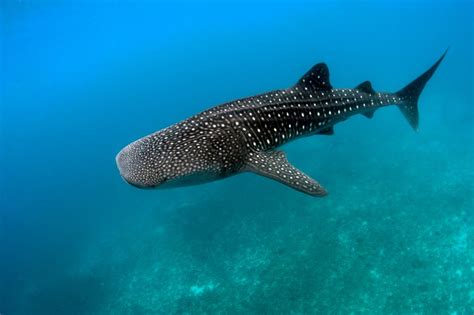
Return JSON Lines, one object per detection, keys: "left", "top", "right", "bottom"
{"left": 244, "top": 150, "right": 327, "bottom": 197}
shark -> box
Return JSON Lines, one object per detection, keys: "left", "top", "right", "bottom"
{"left": 116, "top": 51, "right": 446, "bottom": 196}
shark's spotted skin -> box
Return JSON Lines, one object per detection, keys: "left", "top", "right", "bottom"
{"left": 117, "top": 51, "right": 446, "bottom": 196}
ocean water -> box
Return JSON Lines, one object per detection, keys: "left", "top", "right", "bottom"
{"left": 1, "top": 0, "right": 473, "bottom": 314}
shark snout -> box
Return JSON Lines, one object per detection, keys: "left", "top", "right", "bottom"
{"left": 116, "top": 142, "right": 166, "bottom": 189}
{"left": 115, "top": 144, "right": 146, "bottom": 188}
{"left": 116, "top": 145, "right": 139, "bottom": 187}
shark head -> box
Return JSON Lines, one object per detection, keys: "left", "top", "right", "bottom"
{"left": 116, "top": 126, "right": 226, "bottom": 189}
{"left": 116, "top": 136, "right": 168, "bottom": 188}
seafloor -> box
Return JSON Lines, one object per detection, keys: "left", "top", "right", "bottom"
{"left": 19, "top": 114, "right": 473, "bottom": 314}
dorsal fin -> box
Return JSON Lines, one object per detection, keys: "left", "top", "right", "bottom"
{"left": 295, "top": 63, "right": 332, "bottom": 90}
{"left": 355, "top": 80, "right": 376, "bottom": 94}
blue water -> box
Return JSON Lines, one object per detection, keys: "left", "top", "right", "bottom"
{"left": 2, "top": 0, "right": 473, "bottom": 313}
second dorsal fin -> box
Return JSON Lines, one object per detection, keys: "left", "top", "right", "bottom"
{"left": 295, "top": 63, "right": 332, "bottom": 90}
{"left": 355, "top": 80, "right": 376, "bottom": 94}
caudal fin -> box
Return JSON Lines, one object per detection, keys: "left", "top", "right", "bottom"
{"left": 396, "top": 49, "right": 448, "bottom": 130}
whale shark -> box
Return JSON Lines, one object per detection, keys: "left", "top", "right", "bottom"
{"left": 116, "top": 51, "right": 446, "bottom": 196}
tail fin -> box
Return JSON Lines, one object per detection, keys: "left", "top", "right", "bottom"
{"left": 396, "top": 49, "right": 448, "bottom": 130}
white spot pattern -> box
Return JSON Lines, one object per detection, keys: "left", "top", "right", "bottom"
{"left": 117, "top": 62, "right": 405, "bottom": 195}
